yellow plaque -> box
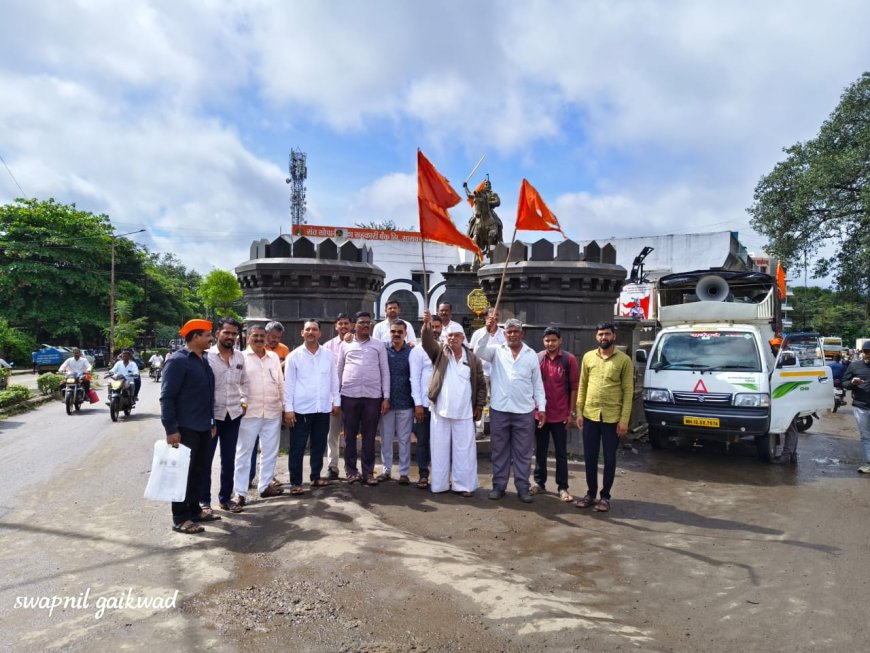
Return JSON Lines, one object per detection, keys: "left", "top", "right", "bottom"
{"left": 683, "top": 416, "right": 720, "bottom": 428}
{"left": 467, "top": 288, "right": 490, "bottom": 315}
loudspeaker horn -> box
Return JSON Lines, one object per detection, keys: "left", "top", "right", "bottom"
{"left": 695, "top": 275, "right": 730, "bottom": 302}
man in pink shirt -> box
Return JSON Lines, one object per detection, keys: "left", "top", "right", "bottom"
{"left": 233, "top": 324, "right": 285, "bottom": 503}
{"left": 337, "top": 311, "right": 390, "bottom": 486}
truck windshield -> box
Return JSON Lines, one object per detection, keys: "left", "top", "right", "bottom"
{"left": 650, "top": 331, "right": 761, "bottom": 372}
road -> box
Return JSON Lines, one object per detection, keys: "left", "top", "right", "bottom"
{"left": 1, "top": 375, "right": 868, "bottom": 652}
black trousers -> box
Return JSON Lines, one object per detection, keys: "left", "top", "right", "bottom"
{"left": 415, "top": 408, "right": 431, "bottom": 479}
{"left": 581, "top": 419, "right": 619, "bottom": 500}
{"left": 172, "top": 427, "right": 211, "bottom": 525}
{"left": 533, "top": 421, "right": 570, "bottom": 491}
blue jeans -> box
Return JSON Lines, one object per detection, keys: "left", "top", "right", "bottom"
{"left": 200, "top": 415, "right": 241, "bottom": 505}
{"left": 853, "top": 406, "right": 870, "bottom": 462}
{"left": 582, "top": 419, "right": 619, "bottom": 500}
{"left": 288, "top": 413, "right": 330, "bottom": 486}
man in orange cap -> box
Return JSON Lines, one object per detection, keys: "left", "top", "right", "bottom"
{"left": 160, "top": 318, "right": 216, "bottom": 534}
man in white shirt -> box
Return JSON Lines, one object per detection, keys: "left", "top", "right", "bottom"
{"left": 149, "top": 352, "right": 164, "bottom": 367}
{"left": 421, "top": 314, "right": 487, "bottom": 495}
{"left": 373, "top": 300, "right": 417, "bottom": 345}
{"left": 469, "top": 308, "right": 505, "bottom": 434}
{"left": 437, "top": 302, "right": 463, "bottom": 343}
{"left": 409, "top": 316, "right": 442, "bottom": 488}
{"left": 202, "top": 317, "right": 247, "bottom": 515}
{"left": 284, "top": 319, "right": 340, "bottom": 494}
{"left": 108, "top": 349, "right": 140, "bottom": 400}
{"left": 474, "top": 317, "right": 546, "bottom": 503}
{"left": 322, "top": 313, "right": 352, "bottom": 480}
{"left": 59, "top": 348, "right": 92, "bottom": 394}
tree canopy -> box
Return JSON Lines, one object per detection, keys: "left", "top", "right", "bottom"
{"left": 748, "top": 72, "right": 870, "bottom": 310}
{"left": 197, "top": 269, "right": 243, "bottom": 320}
{"left": 788, "top": 286, "right": 870, "bottom": 344}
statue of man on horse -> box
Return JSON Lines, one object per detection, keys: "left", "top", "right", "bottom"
{"left": 464, "top": 177, "right": 503, "bottom": 266}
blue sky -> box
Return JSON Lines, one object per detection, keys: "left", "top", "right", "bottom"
{"left": 1, "top": 0, "right": 869, "bottom": 277}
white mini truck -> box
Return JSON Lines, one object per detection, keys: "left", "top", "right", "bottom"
{"left": 638, "top": 270, "right": 833, "bottom": 462}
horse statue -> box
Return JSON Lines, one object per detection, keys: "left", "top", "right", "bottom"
{"left": 465, "top": 180, "right": 503, "bottom": 266}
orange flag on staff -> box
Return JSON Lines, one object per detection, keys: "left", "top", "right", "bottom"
{"left": 417, "top": 150, "right": 482, "bottom": 256}
{"left": 466, "top": 179, "right": 486, "bottom": 207}
{"left": 776, "top": 261, "right": 787, "bottom": 300}
{"left": 515, "top": 178, "right": 565, "bottom": 236}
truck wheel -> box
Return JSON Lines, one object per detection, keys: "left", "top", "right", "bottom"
{"left": 756, "top": 432, "right": 779, "bottom": 462}
{"left": 65, "top": 393, "right": 73, "bottom": 415}
{"left": 795, "top": 416, "right": 813, "bottom": 432}
{"left": 649, "top": 426, "right": 668, "bottom": 450}
{"left": 110, "top": 397, "right": 119, "bottom": 422}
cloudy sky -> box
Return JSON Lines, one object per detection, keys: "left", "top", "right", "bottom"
{"left": 1, "top": 0, "right": 868, "bottom": 275}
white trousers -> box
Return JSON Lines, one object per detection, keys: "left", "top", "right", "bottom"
{"left": 327, "top": 412, "right": 342, "bottom": 470}
{"left": 234, "top": 417, "right": 281, "bottom": 497}
{"left": 430, "top": 412, "right": 478, "bottom": 493}
{"left": 380, "top": 409, "right": 414, "bottom": 476}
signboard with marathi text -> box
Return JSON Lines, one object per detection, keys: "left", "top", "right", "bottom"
{"left": 293, "top": 224, "right": 423, "bottom": 244}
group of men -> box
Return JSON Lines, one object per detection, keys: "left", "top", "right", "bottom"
{"left": 158, "top": 304, "right": 635, "bottom": 535}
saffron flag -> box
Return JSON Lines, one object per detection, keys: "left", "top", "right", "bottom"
{"left": 776, "top": 262, "right": 786, "bottom": 300}
{"left": 515, "top": 178, "right": 565, "bottom": 236}
{"left": 417, "top": 150, "right": 482, "bottom": 256}
{"left": 466, "top": 179, "right": 487, "bottom": 207}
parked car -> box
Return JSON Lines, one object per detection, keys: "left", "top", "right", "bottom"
{"left": 80, "top": 349, "right": 96, "bottom": 366}
{"left": 92, "top": 349, "right": 107, "bottom": 368}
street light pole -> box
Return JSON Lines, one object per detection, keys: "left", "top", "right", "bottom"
{"left": 109, "top": 228, "right": 146, "bottom": 357}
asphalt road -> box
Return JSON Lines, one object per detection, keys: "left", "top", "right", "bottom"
{"left": 1, "top": 376, "right": 869, "bottom": 652}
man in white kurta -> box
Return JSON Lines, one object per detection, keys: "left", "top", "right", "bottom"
{"left": 421, "top": 316, "right": 486, "bottom": 495}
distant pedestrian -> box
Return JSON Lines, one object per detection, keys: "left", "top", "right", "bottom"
{"left": 337, "top": 312, "right": 390, "bottom": 486}
{"left": 474, "top": 317, "right": 546, "bottom": 503}
{"left": 159, "top": 319, "right": 216, "bottom": 534}
{"left": 410, "top": 315, "right": 443, "bottom": 488}
{"left": 531, "top": 327, "right": 579, "bottom": 502}
{"left": 284, "top": 319, "right": 340, "bottom": 494}
{"left": 378, "top": 320, "right": 415, "bottom": 484}
{"left": 422, "top": 311, "right": 486, "bottom": 496}
{"left": 844, "top": 342, "right": 870, "bottom": 474}
{"left": 574, "top": 322, "right": 634, "bottom": 513}
{"left": 233, "top": 325, "right": 285, "bottom": 503}
{"left": 323, "top": 313, "right": 352, "bottom": 480}
{"left": 202, "top": 317, "right": 247, "bottom": 514}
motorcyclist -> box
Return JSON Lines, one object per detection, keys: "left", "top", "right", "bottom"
{"left": 827, "top": 353, "right": 847, "bottom": 382}
{"left": 58, "top": 347, "right": 92, "bottom": 395}
{"left": 149, "top": 352, "right": 164, "bottom": 377}
{"left": 107, "top": 349, "right": 141, "bottom": 401}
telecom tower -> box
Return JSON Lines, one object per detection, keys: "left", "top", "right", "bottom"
{"left": 286, "top": 148, "right": 307, "bottom": 230}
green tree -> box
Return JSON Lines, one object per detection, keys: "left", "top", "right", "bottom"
{"left": 142, "top": 253, "right": 203, "bottom": 340}
{"left": 197, "top": 269, "right": 243, "bottom": 320}
{"left": 748, "top": 72, "right": 870, "bottom": 313}
{"left": 790, "top": 286, "right": 870, "bottom": 344}
{"left": 107, "top": 299, "right": 147, "bottom": 350}
{"left": 0, "top": 317, "right": 38, "bottom": 364}
{"left": 354, "top": 220, "right": 417, "bottom": 231}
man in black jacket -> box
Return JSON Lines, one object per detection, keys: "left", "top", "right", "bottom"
{"left": 843, "top": 341, "right": 870, "bottom": 474}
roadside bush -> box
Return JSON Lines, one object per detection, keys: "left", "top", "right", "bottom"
{"left": 0, "top": 318, "right": 38, "bottom": 365}
{"left": 0, "top": 385, "right": 33, "bottom": 409}
{"left": 37, "top": 373, "right": 64, "bottom": 396}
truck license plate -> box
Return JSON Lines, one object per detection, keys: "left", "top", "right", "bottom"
{"left": 684, "top": 416, "right": 720, "bottom": 427}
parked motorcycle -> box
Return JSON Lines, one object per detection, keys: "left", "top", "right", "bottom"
{"left": 149, "top": 362, "right": 162, "bottom": 382}
{"left": 833, "top": 379, "right": 847, "bottom": 413}
{"left": 62, "top": 372, "right": 89, "bottom": 415}
{"left": 106, "top": 374, "right": 136, "bottom": 422}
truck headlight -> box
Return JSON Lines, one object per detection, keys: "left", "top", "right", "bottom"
{"left": 644, "top": 388, "right": 671, "bottom": 403}
{"left": 733, "top": 393, "right": 770, "bottom": 407}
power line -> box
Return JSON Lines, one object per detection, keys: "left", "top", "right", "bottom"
{"left": 0, "top": 151, "right": 26, "bottom": 196}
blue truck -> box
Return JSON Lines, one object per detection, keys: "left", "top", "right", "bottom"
{"left": 32, "top": 346, "right": 70, "bottom": 374}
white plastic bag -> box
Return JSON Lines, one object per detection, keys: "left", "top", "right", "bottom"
{"left": 144, "top": 440, "right": 191, "bottom": 502}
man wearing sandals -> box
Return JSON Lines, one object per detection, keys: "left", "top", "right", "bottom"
{"left": 410, "top": 315, "right": 443, "bottom": 488}
{"left": 323, "top": 313, "right": 353, "bottom": 480}
{"left": 377, "top": 320, "right": 415, "bottom": 484}
{"left": 531, "top": 327, "right": 580, "bottom": 503}
{"left": 574, "top": 322, "right": 634, "bottom": 513}
{"left": 160, "top": 319, "right": 217, "bottom": 534}
{"left": 284, "top": 319, "right": 340, "bottom": 494}
{"left": 475, "top": 317, "right": 546, "bottom": 503}
{"left": 337, "top": 312, "right": 390, "bottom": 485}
{"left": 421, "top": 312, "right": 487, "bottom": 496}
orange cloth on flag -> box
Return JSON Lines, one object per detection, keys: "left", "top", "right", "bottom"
{"left": 776, "top": 262, "right": 787, "bottom": 300}
{"left": 466, "top": 179, "right": 487, "bottom": 207}
{"left": 417, "top": 150, "right": 482, "bottom": 256}
{"left": 515, "top": 178, "right": 565, "bottom": 236}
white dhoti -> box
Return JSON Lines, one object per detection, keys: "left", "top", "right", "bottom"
{"left": 430, "top": 411, "right": 478, "bottom": 493}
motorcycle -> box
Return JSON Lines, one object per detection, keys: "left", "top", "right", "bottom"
{"left": 149, "top": 362, "right": 162, "bottom": 382}
{"left": 62, "top": 372, "right": 89, "bottom": 415}
{"left": 833, "top": 379, "right": 847, "bottom": 413}
{"left": 106, "top": 374, "right": 136, "bottom": 422}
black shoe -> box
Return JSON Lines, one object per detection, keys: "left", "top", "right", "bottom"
{"left": 518, "top": 492, "right": 533, "bottom": 503}
{"left": 327, "top": 468, "right": 339, "bottom": 481}
{"left": 488, "top": 486, "right": 505, "bottom": 500}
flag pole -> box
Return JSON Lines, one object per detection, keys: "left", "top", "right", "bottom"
{"left": 493, "top": 225, "right": 518, "bottom": 313}
{"left": 420, "top": 233, "right": 430, "bottom": 311}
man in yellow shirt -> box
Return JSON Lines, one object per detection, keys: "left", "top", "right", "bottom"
{"left": 574, "top": 322, "right": 633, "bottom": 513}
